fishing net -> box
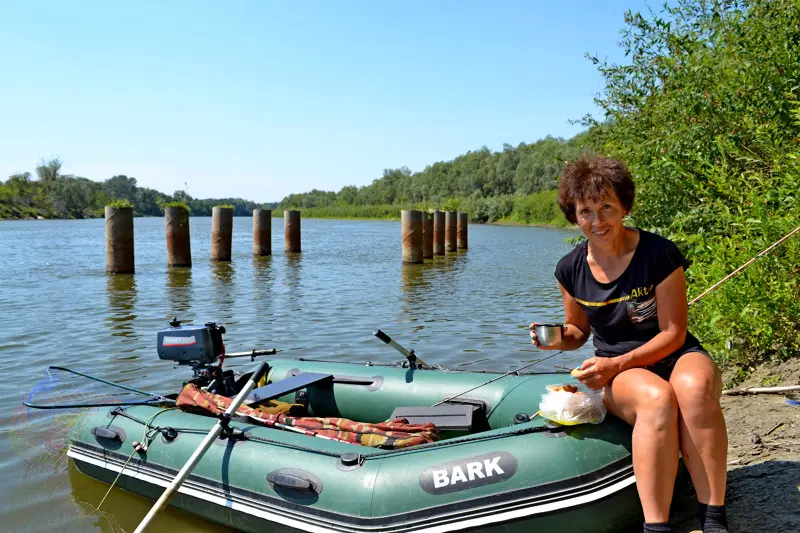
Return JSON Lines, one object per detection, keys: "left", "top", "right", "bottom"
{"left": 22, "top": 366, "right": 171, "bottom": 410}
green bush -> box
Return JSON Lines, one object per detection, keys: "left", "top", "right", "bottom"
{"left": 584, "top": 0, "right": 800, "bottom": 365}
{"left": 160, "top": 201, "right": 191, "bottom": 212}
{"left": 106, "top": 199, "right": 132, "bottom": 208}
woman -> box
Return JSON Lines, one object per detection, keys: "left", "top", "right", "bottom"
{"left": 531, "top": 155, "right": 729, "bottom": 533}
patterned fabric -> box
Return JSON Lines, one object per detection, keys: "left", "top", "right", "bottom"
{"left": 177, "top": 384, "right": 439, "bottom": 448}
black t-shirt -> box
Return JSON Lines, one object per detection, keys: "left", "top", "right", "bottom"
{"left": 554, "top": 229, "right": 704, "bottom": 358}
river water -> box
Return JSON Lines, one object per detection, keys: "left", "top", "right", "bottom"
{"left": 0, "top": 217, "right": 592, "bottom": 532}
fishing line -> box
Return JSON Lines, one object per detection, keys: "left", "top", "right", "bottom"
{"left": 431, "top": 351, "right": 565, "bottom": 407}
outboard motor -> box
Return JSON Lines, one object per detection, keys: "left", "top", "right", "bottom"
{"left": 157, "top": 318, "right": 235, "bottom": 395}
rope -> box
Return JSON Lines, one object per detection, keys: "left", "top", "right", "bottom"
{"left": 94, "top": 407, "right": 177, "bottom": 510}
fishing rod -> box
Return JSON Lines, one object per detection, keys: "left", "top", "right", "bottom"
{"left": 431, "top": 351, "right": 565, "bottom": 407}
{"left": 688, "top": 224, "right": 800, "bottom": 306}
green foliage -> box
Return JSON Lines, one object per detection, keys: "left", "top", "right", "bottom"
{"left": 106, "top": 199, "right": 132, "bottom": 208}
{"left": 281, "top": 204, "right": 409, "bottom": 220}
{"left": 0, "top": 162, "right": 272, "bottom": 219}
{"left": 440, "top": 197, "right": 461, "bottom": 212}
{"left": 276, "top": 138, "right": 585, "bottom": 210}
{"left": 214, "top": 204, "right": 235, "bottom": 209}
{"left": 584, "top": 0, "right": 800, "bottom": 365}
{"left": 760, "top": 374, "right": 781, "bottom": 387}
{"left": 160, "top": 201, "right": 191, "bottom": 212}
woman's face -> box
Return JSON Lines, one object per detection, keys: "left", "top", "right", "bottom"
{"left": 574, "top": 189, "right": 627, "bottom": 246}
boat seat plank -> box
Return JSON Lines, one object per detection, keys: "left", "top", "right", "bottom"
{"left": 390, "top": 405, "right": 474, "bottom": 431}
{"left": 245, "top": 372, "right": 333, "bottom": 406}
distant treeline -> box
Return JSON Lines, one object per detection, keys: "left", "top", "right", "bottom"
{"left": 277, "top": 135, "right": 586, "bottom": 224}
{"left": 0, "top": 159, "right": 273, "bottom": 219}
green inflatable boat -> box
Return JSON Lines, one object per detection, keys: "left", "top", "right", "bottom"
{"left": 63, "top": 322, "right": 681, "bottom": 533}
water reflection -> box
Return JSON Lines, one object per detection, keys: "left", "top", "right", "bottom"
{"left": 401, "top": 251, "right": 467, "bottom": 300}
{"left": 252, "top": 256, "right": 274, "bottom": 325}
{"left": 400, "top": 263, "right": 429, "bottom": 297}
{"left": 165, "top": 267, "right": 193, "bottom": 316}
{"left": 105, "top": 274, "right": 137, "bottom": 338}
{"left": 211, "top": 262, "right": 235, "bottom": 321}
{"left": 283, "top": 254, "right": 303, "bottom": 312}
{"left": 67, "top": 462, "right": 228, "bottom": 533}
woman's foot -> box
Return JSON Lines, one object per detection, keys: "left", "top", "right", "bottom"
{"left": 643, "top": 522, "right": 672, "bottom": 532}
{"left": 697, "top": 503, "right": 729, "bottom": 533}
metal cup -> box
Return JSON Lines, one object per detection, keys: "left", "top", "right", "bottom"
{"left": 533, "top": 324, "right": 564, "bottom": 347}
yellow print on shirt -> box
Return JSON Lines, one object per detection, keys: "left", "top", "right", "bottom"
{"left": 575, "top": 284, "right": 654, "bottom": 307}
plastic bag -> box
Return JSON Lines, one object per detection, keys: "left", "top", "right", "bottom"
{"left": 538, "top": 385, "right": 607, "bottom": 426}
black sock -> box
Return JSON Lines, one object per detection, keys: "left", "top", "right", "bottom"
{"left": 697, "top": 503, "right": 728, "bottom": 533}
{"left": 643, "top": 522, "right": 672, "bottom": 533}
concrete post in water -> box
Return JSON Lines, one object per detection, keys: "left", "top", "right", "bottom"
{"left": 422, "top": 211, "right": 433, "bottom": 259}
{"left": 401, "top": 210, "right": 423, "bottom": 264}
{"left": 445, "top": 211, "right": 457, "bottom": 252}
{"left": 433, "top": 210, "right": 445, "bottom": 256}
{"left": 105, "top": 205, "right": 135, "bottom": 274}
{"left": 253, "top": 208, "right": 272, "bottom": 256}
{"left": 211, "top": 206, "right": 234, "bottom": 261}
{"left": 284, "top": 210, "right": 301, "bottom": 253}
{"left": 165, "top": 205, "right": 192, "bottom": 267}
{"left": 457, "top": 212, "right": 469, "bottom": 250}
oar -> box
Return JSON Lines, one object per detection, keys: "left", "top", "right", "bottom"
{"left": 133, "top": 361, "right": 269, "bottom": 533}
{"left": 373, "top": 329, "right": 432, "bottom": 369}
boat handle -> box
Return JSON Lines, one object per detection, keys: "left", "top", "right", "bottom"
{"left": 267, "top": 471, "right": 317, "bottom": 492}
{"left": 92, "top": 427, "right": 123, "bottom": 441}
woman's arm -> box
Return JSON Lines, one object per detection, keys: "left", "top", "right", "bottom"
{"left": 575, "top": 267, "right": 690, "bottom": 388}
{"left": 532, "top": 282, "right": 591, "bottom": 350}
{"left": 613, "top": 266, "right": 689, "bottom": 371}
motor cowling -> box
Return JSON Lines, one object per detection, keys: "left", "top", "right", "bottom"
{"left": 157, "top": 320, "right": 225, "bottom": 365}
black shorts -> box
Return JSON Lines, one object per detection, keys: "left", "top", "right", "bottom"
{"left": 646, "top": 346, "right": 711, "bottom": 381}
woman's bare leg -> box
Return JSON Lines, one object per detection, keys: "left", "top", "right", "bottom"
{"left": 669, "top": 352, "right": 727, "bottom": 505}
{"left": 605, "top": 368, "right": 680, "bottom": 523}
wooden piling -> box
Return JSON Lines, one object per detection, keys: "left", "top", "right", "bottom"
{"left": 284, "top": 210, "right": 301, "bottom": 253}
{"left": 445, "top": 211, "right": 457, "bottom": 252}
{"left": 165, "top": 205, "right": 191, "bottom": 267}
{"left": 433, "top": 210, "right": 445, "bottom": 255}
{"left": 105, "top": 205, "right": 135, "bottom": 273}
{"left": 211, "top": 206, "right": 234, "bottom": 261}
{"left": 422, "top": 211, "right": 433, "bottom": 259}
{"left": 401, "top": 210, "right": 423, "bottom": 263}
{"left": 457, "top": 212, "right": 469, "bottom": 250}
{"left": 253, "top": 208, "right": 272, "bottom": 256}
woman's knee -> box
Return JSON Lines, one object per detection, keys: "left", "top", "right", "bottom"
{"left": 637, "top": 382, "right": 679, "bottom": 425}
{"left": 671, "top": 357, "right": 722, "bottom": 412}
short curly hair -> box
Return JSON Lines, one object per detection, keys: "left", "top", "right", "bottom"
{"left": 557, "top": 154, "right": 635, "bottom": 224}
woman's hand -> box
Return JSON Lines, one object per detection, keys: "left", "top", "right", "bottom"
{"left": 572, "top": 356, "right": 622, "bottom": 390}
{"left": 529, "top": 323, "right": 562, "bottom": 350}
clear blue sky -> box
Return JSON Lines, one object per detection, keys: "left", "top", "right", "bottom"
{"left": 0, "top": 1, "right": 646, "bottom": 203}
